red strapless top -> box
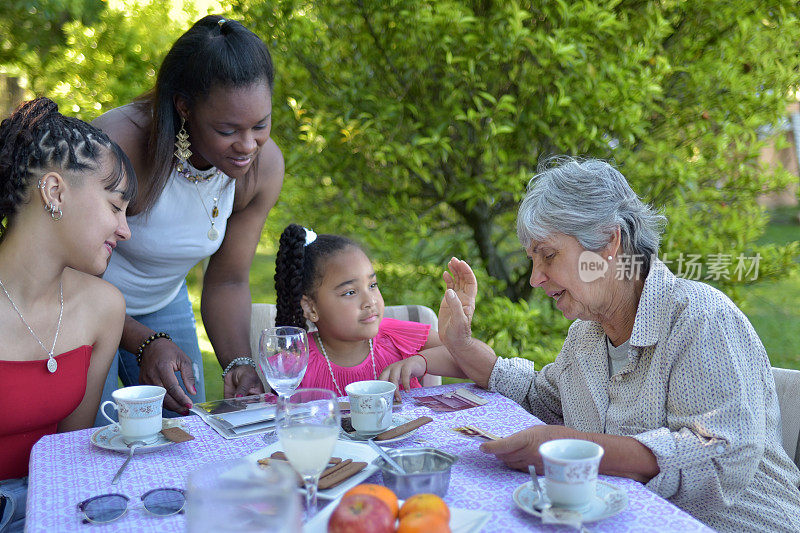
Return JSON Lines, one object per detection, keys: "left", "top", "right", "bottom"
{"left": 0, "top": 345, "right": 92, "bottom": 479}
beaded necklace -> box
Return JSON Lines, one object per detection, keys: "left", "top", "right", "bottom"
{"left": 315, "top": 332, "right": 375, "bottom": 396}
{"left": 176, "top": 160, "right": 220, "bottom": 184}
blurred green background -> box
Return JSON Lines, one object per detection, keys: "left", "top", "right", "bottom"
{"left": 2, "top": 0, "right": 798, "bottom": 401}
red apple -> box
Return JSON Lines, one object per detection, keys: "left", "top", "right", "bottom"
{"left": 328, "top": 494, "right": 395, "bottom": 533}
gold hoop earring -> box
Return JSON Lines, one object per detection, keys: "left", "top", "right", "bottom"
{"left": 174, "top": 117, "right": 192, "bottom": 163}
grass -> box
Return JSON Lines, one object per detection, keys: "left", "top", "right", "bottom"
{"left": 191, "top": 209, "right": 800, "bottom": 401}
{"left": 742, "top": 208, "right": 800, "bottom": 370}
{"left": 742, "top": 270, "right": 800, "bottom": 369}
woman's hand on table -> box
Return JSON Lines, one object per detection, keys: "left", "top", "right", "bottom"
{"left": 379, "top": 355, "right": 427, "bottom": 401}
{"left": 223, "top": 365, "right": 264, "bottom": 398}
{"left": 482, "top": 425, "right": 660, "bottom": 483}
{"left": 480, "top": 425, "right": 577, "bottom": 473}
{"left": 139, "top": 339, "right": 196, "bottom": 414}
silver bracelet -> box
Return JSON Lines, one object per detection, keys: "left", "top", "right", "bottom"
{"left": 221, "top": 357, "right": 255, "bottom": 378}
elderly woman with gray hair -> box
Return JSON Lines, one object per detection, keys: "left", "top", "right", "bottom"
{"left": 427, "top": 158, "right": 800, "bottom": 531}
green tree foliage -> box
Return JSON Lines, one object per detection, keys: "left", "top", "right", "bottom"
{"left": 3, "top": 1, "right": 798, "bottom": 364}
{"left": 234, "top": 0, "right": 800, "bottom": 362}
{"left": 0, "top": 1, "right": 204, "bottom": 119}
{"left": 0, "top": 0, "right": 105, "bottom": 72}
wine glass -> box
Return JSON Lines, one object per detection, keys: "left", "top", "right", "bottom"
{"left": 257, "top": 326, "right": 310, "bottom": 398}
{"left": 276, "top": 388, "right": 341, "bottom": 519}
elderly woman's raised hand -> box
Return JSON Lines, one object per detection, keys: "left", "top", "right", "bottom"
{"left": 438, "top": 257, "right": 478, "bottom": 350}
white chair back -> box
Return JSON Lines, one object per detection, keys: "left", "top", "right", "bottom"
{"left": 249, "top": 303, "right": 442, "bottom": 387}
{"left": 773, "top": 366, "right": 800, "bottom": 467}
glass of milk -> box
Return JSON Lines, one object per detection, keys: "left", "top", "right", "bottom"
{"left": 276, "top": 388, "right": 341, "bottom": 518}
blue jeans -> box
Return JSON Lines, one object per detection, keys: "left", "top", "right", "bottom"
{"left": 95, "top": 282, "right": 206, "bottom": 426}
{"left": 0, "top": 477, "right": 26, "bottom": 533}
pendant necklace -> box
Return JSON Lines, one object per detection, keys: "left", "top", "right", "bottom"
{"left": 316, "top": 332, "right": 375, "bottom": 396}
{"left": 193, "top": 178, "right": 226, "bottom": 241}
{"left": 0, "top": 277, "right": 63, "bottom": 373}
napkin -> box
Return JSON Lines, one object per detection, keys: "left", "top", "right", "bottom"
{"left": 541, "top": 507, "right": 584, "bottom": 529}
{"left": 413, "top": 387, "right": 488, "bottom": 412}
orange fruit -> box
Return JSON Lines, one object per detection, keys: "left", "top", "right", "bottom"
{"left": 399, "top": 493, "right": 450, "bottom": 522}
{"left": 343, "top": 484, "right": 399, "bottom": 518}
{"left": 397, "top": 511, "right": 450, "bottom": 533}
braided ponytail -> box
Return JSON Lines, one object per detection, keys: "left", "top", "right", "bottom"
{"left": 0, "top": 97, "right": 137, "bottom": 237}
{"left": 275, "top": 224, "right": 307, "bottom": 329}
{"left": 274, "top": 224, "right": 362, "bottom": 330}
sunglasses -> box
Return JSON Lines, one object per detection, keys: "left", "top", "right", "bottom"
{"left": 77, "top": 488, "right": 185, "bottom": 524}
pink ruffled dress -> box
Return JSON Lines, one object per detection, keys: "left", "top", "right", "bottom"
{"left": 299, "top": 318, "right": 430, "bottom": 396}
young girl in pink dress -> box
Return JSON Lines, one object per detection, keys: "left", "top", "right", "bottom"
{"left": 274, "top": 224, "right": 465, "bottom": 397}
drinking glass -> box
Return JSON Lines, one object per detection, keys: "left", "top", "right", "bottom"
{"left": 185, "top": 458, "right": 300, "bottom": 532}
{"left": 257, "top": 326, "right": 310, "bottom": 398}
{"left": 276, "top": 388, "right": 341, "bottom": 518}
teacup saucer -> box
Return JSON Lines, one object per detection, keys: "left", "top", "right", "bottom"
{"left": 513, "top": 480, "right": 628, "bottom": 523}
{"left": 90, "top": 419, "right": 185, "bottom": 454}
{"left": 343, "top": 415, "right": 418, "bottom": 444}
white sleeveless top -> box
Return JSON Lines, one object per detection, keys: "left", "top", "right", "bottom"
{"left": 103, "top": 164, "right": 236, "bottom": 315}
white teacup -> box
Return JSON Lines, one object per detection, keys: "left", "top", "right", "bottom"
{"left": 344, "top": 380, "right": 396, "bottom": 436}
{"left": 101, "top": 385, "right": 166, "bottom": 444}
{"left": 538, "top": 438, "right": 604, "bottom": 510}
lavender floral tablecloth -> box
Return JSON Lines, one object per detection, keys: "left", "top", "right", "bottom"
{"left": 26, "top": 383, "right": 712, "bottom": 532}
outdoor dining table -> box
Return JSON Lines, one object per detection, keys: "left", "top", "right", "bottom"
{"left": 26, "top": 383, "right": 713, "bottom": 532}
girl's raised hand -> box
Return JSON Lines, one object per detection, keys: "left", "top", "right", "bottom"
{"left": 379, "top": 355, "right": 427, "bottom": 401}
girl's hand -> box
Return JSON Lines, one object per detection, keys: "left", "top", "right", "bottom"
{"left": 379, "top": 355, "right": 426, "bottom": 401}
{"left": 438, "top": 257, "right": 478, "bottom": 349}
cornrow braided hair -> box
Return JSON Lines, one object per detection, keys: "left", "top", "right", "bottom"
{"left": 274, "top": 223, "right": 360, "bottom": 330}
{"left": 0, "top": 97, "right": 137, "bottom": 236}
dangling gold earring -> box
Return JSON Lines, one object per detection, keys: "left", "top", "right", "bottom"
{"left": 174, "top": 117, "right": 192, "bottom": 163}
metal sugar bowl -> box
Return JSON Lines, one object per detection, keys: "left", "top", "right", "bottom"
{"left": 373, "top": 447, "right": 457, "bottom": 499}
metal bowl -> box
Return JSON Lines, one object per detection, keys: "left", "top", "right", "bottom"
{"left": 373, "top": 447, "right": 457, "bottom": 499}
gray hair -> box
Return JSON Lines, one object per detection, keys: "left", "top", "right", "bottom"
{"left": 516, "top": 157, "right": 666, "bottom": 277}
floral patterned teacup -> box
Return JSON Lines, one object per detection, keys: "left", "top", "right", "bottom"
{"left": 345, "top": 380, "right": 396, "bottom": 436}
{"left": 101, "top": 385, "right": 166, "bottom": 444}
{"left": 539, "top": 438, "right": 604, "bottom": 510}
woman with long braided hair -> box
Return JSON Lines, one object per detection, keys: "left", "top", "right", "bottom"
{"left": 92, "top": 15, "right": 283, "bottom": 417}
{"left": 0, "top": 97, "right": 136, "bottom": 532}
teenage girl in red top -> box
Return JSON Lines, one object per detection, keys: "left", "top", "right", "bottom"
{"left": 0, "top": 98, "right": 135, "bottom": 532}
